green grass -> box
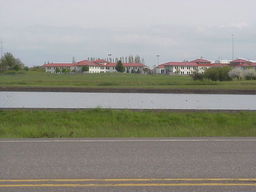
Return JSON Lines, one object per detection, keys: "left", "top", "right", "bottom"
{"left": 1, "top": 71, "right": 256, "bottom": 89}
{"left": 1, "top": 109, "right": 256, "bottom": 138}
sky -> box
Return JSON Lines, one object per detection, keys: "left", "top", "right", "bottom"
{"left": 0, "top": 0, "right": 256, "bottom": 67}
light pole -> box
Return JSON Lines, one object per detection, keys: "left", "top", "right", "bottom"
{"left": 156, "top": 54, "right": 160, "bottom": 66}
{"left": 232, "top": 34, "right": 234, "bottom": 60}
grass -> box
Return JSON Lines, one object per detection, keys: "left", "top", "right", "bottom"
{"left": 0, "top": 109, "right": 256, "bottom": 138}
{"left": 0, "top": 71, "right": 256, "bottom": 90}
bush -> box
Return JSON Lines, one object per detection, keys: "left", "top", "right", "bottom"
{"left": 228, "top": 68, "right": 256, "bottom": 80}
{"left": 244, "top": 69, "right": 256, "bottom": 80}
{"left": 228, "top": 68, "right": 244, "bottom": 80}
{"left": 115, "top": 60, "right": 125, "bottom": 72}
{"left": 81, "top": 66, "right": 89, "bottom": 72}
{"left": 191, "top": 72, "right": 204, "bottom": 80}
{"left": 204, "top": 66, "right": 232, "bottom": 81}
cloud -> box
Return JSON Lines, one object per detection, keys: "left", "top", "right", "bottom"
{"left": 1, "top": 0, "right": 256, "bottom": 66}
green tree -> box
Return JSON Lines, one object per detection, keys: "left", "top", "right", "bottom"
{"left": 115, "top": 60, "right": 125, "bottom": 72}
{"left": 204, "top": 66, "right": 232, "bottom": 81}
{"left": 81, "top": 66, "right": 89, "bottom": 72}
{"left": 55, "top": 68, "right": 60, "bottom": 73}
{"left": 0, "top": 52, "right": 24, "bottom": 72}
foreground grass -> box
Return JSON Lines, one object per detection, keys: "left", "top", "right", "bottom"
{"left": 0, "top": 109, "right": 256, "bottom": 138}
{"left": 1, "top": 71, "right": 256, "bottom": 90}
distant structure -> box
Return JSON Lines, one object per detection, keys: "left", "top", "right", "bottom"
{"left": 42, "top": 59, "right": 149, "bottom": 74}
{"left": 154, "top": 58, "right": 256, "bottom": 75}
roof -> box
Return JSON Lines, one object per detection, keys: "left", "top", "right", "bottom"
{"left": 106, "top": 63, "right": 116, "bottom": 67}
{"left": 94, "top": 59, "right": 108, "bottom": 64}
{"left": 190, "top": 59, "right": 211, "bottom": 64}
{"left": 43, "top": 63, "right": 74, "bottom": 67}
{"left": 163, "top": 62, "right": 198, "bottom": 67}
{"left": 234, "top": 63, "right": 256, "bottom": 67}
{"left": 230, "top": 59, "right": 251, "bottom": 64}
{"left": 76, "top": 60, "right": 96, "bottom": 66}
{"left": 156, "top": 64, "right": 165, "bottom": 69}
{"left": 123, "top": 63, "right": 145, "bottom": 67}
{"left": 156, "top": 62, "right": 229, "bottom": 68}
{"left": 42, "top": 60, "right": 146, "bottom": 68}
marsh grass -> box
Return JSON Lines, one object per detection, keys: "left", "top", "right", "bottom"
{"left": 0, "top": 109, "right": 255, "bottom": 138}
{"left": 1, "top": 71, "right": 256, "bottom": 89}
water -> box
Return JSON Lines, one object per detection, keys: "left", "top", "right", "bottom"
{"left": 0, "top": 92, "right": 256, "bottom": 110}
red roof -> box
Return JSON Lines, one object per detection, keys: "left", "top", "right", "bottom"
{"left": 190, "top": 59, "right": 211, "bottom": 64}
{"left": 163, "top": 62, "right": 198, "bottom": 67}
{"left": 156, "top": 64, "right": 165, "bottom": 68}
{"left": 106, "top": 63, "right": 116, "bottom": 67}
{"left": 230, "top": 59, "right": 251, "bottom": 64}
{"left": 76, "top": 60, "right": 95, "bottom": 66}
{"left": 94, "top": 59, "right": 108, "bottom": 64}
{"left": 234, "top": 63, "right": 256, "bottom": 67}
{"left": 157, "top": 62, "right": 228, "bottom": 68}
{"left": 42, "top": 60, "right": 146, "bottom": 68}
{"left": 43, "top": 63, "right": 74, "bottom": 67}
{"left": 123, "top": 63, "right": 145, "bottom": 67}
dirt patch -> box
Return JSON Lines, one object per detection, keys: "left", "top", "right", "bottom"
{"left": 0, "top": 86, "right": 256, "bottom": 94}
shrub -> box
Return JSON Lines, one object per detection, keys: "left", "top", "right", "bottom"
{"left": 204, "top": 66, "right": 232, "bottom": 81}
{"left": 191, "top": 72, "right": 204, "bottom": 80}
{"left": 244, "top": 69, "right": 256, "bottom": 80}
{"left": 228, "top": 68, "right": 244, "bottom": 80}
{"left": 115, "top": 60, "right": 125, "bottom": 72}
{"left": 81, "top": 66, "right": 89, "bottom": 72}
{"left": 228, "top": 68, "right": 256, "bottom": 80}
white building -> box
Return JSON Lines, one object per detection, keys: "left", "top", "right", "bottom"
{"left": 43, "top": 59, "right": 147, "bottom": 74}
{"left": 154, "top": 59, "right": 228, "bottom": 75}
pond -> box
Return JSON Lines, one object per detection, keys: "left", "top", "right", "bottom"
{"left": 0, "top": 92, "right": 255, "bottom": 110}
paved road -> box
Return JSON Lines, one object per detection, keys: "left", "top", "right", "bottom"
{"left": 1, "top": 138, "right": 256, "bottom": 192}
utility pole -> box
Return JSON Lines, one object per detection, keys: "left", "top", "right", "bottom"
{"left": 232, "top": 34, "right": 234, "bottom": 60}
{"left": 156, "top": 54, "right": 160, "bottom": 66}
{"left": 0, "top": 40, "right": 3, "bottom": 58}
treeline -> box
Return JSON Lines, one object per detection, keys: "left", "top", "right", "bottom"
{"left": 0, "top": 52, "right": 26, "bottom": 72}
{"left": 87, "top": 55, "right": 145, "bottom": 64}
{"left": 192, "top": 66, "right": 256, "bottom": 81}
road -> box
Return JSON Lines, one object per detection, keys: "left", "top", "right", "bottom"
{"left": 1, "top": 138, "right": 256, "bottom": 192}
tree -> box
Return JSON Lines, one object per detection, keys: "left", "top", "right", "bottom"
{"left": 191, "top": 72, "right": 204, "bottom": 80}
{"left": 81, "top": 66, "right": 89, "bottom": 72}
{"left": 135, "top": 55, "right": 141, "bottom": 63}
{"left": 55, "top": 68, "right": 60, "bottom": 73}
{"left": 0, "top": 52, "right": 24, "bottom": 72}
{"left": 204, "top": 66, "right": 232, "bottom": 81}
{"left": 115, "top": 60, "right": 125, "bottom": 72}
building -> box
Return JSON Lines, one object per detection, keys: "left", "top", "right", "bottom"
{"left": 230, "top": 59, "right": 256, "bottom": 70}
{"left": 154, "top": 58, "right": 256, "bottom": 75}
{"left": 154, "top": 58, "right": 227, "bottom": 75}
{"left": 43, "top": 59, "right": 147, "bottom": 74}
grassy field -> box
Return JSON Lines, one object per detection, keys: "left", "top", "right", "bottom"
{"left": 1, "top": 71, "right": 256, "bottom": 90}
{"left": 0, "top": 109, "right": 256, "bottom": 138}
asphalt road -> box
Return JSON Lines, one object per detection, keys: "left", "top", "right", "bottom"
{"left": 1, "top": 138, "right": 256, "bottom": 192}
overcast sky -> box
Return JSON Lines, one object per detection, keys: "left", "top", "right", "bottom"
{"left": 0, "top": 0, "right": 256, "bottom": 67}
